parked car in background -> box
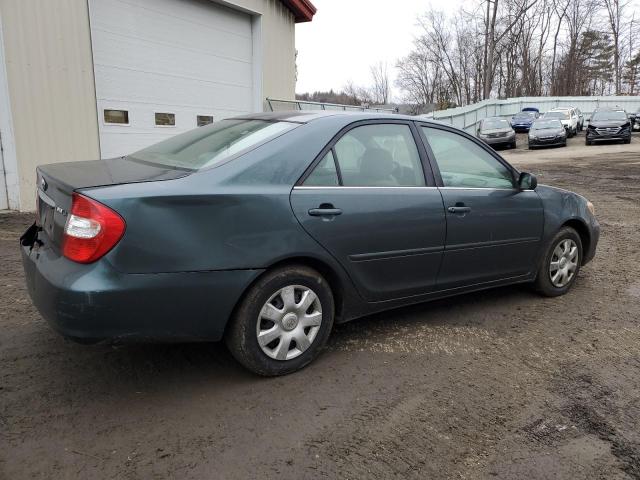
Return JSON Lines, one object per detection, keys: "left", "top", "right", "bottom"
{"left": 20, "top": 111, "right": 599, "bottom": 376}
{"left": 586, "top": 108, "right": 632, "bottom": 145}
{"left": 528, "top": 119, "right": 567, "bottom": 149}
{"left": 510, "top": 111, "right": 539, "bottom": 132}
{"left": 543, "top": 108, "right": 579, "bottom": 137}
{"left": 477, "top": 117, "right": 517, "bottom": 149}
{"left": 628, "top": 111, "right": 640, "bottom": 131}
{"left": 569, "top": 107, "right": 584, "bottom": 131}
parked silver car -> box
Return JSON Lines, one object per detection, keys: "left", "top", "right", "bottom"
{"left": 476, "top": 117, "right": 517, "bottom": 149}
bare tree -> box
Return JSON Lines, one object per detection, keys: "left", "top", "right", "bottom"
{"left": 550, "top": 0, "right": 571, "bottom": 89}
{"left": 600, "top": 0, "right": 630, "bottom": 94}
{"left": 481, "top": 0, "right": 537, "bottom": 99}
{"left": 369, "top": 62, "right": 391, "bottom": 104}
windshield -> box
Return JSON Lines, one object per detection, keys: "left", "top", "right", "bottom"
{"left": 482, "top": 118, "right": 510, "bottom": 130}
{"left": 513, "top": 112, "right": 535, "bottom": 119}
{"left": 532, "top": 120, "right": 562, "bottom": 130}
{"left": 544, "top": 111, "right": 569, "bottom": 120}
{"left": 129, "top": 119, "right": 296, "bottom": 170}
{"left": 591, "top": 110, "right": 628, "bottom": 122}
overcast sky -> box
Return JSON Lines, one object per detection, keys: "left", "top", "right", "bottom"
{"left": 295, "top": 0, "right": 459, "bottom": 100}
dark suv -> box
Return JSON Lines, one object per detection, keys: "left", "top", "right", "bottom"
{"left": 586, "top": 108, "right": 632, "bottom": 145}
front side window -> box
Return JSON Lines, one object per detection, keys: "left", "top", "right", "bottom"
{"left": 332, "top": 124, "right": 425, "bottom": 187}
{"left": 422, "top": 127, "right": 514, "bottom": 189}
{"left": 130, "top": 119, "right": 296, "bottom": 170}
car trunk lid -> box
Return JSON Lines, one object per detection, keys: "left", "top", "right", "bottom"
{"left": 35, "top": 157, "right": 191, "bottom": 250}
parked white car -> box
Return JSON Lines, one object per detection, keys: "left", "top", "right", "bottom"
{"left": 543, "top": 108, "right": 579, "bottom": 137}
{"left": 568, "top": 106, "right": 585, "bottom": 131}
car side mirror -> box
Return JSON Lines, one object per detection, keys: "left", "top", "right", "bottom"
{"left": 518, "top": 172, "right": 537, "bottom": 190}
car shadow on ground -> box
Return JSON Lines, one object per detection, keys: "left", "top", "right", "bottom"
{"left": 32, "top": 282, "right": 535, "bottom": 391}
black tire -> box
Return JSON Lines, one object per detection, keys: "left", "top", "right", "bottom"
{"left": 585, "top": 138, "right": 591, "bottom": 146}
{"left": 534, "top": 227, "right": 583, "bottom": 297}
{"left": 624, "top": 138, "right": 631, "bottom": 144}
{"left": 562, "top": 140, "right": 567, "bottom": 147}
{"left": 225, "top": 265, "right": 335, "bottom": 376}
{"left": 510, "top": 141, "right": 517, "bottom": 149}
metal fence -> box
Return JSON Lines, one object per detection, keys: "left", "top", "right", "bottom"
{"left": 421, "top": 96, "right": 640, "bottom": 134}
{"left": 266, "top": 98, "right": 398, "bottom": 114}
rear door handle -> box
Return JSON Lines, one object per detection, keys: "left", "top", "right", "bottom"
{"left": 308, "top": 207, "right": 342, "bottom": 217}
{"left": 448, "top": 206, "right": 471, "bottom": 214}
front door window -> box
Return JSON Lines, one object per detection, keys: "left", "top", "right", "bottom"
{"left": 422, "top": 127, "right": 514, "bottom": 189}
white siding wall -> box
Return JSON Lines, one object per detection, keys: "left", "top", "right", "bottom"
{"left": 0, "top": 0, "right": 101, "bottom": 211}
{"left": 89, "top": 0, "right": 257, "bottom": 158}
{"left": 0, "top": 0, "right": 297, "bottom": 210}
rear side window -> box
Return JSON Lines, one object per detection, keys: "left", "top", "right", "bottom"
{"left": 332, "top": 124, "right": 425, "bottom": 187}
{"left": 422, "top": 127, "right": 514, "bottom": 189}
{"left": 304, "top": 152, "right": 339, "bottom": 186}
{"left": 129, "top": 119, "right": 296, "bottom": 170}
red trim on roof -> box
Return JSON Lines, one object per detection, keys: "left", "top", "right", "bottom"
{"left": 280, "top": 0, "right": 316, "bottom": 23}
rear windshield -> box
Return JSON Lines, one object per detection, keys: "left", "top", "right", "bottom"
{"left": 129, "top": 119, "right": 296, "bottom": 170}
{"left": 532, "top": 120, "right": 562, "bottom": 130}
{"left": 544, "top": 111, "right": 569, "bottom": 120}
{"left": 591, "top": 111, "right": 627, "bottom": 122}
{"left": 482, "top": 118, "right": 510, "bottom": 129}
{"left": 513, "top": 112, "right": 535, "bottom": 119}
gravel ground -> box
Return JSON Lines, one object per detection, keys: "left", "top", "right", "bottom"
{"left": 1, "top": 133, "right": 640, "bottom": 479}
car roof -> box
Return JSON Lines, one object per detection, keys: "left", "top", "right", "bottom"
{"left": 232, "top": 110, "right": 418, "bottom": 124}
{"left": 549, "top": 107, "right": 573, "bottom": 111}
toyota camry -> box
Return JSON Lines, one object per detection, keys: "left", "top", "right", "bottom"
{"left": 21, "top": 111, "right": 600, "bottom": 376}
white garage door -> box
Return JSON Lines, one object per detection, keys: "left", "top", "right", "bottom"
{"left": 89, "top": 0, "right": 255, "bottom": 158}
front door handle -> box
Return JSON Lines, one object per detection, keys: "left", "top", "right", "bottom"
{"left": 448, "top": 206, "right": 471, "bottom": 214}
{"left": 309, "top": 205, "right": 342, "bottom": 216}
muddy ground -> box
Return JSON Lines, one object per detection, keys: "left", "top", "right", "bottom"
{"left": 1, "top": 132, "right": 640, "bottom": 479}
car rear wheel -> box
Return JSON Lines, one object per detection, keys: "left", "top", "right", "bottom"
{"left": 225, "top": 265, "right": 335, "bottom": 376}
{"left": 534, "top": 227, "right": 582, "bottom": 297}
{"left": 585, "top": 138, "right": 592, "bottom": 146}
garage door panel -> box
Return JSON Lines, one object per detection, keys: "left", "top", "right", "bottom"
{"left": 92, "top": 33, "right": 252, "bottom": 88}
{"left": 94, "top": 66, "right": 252, "bottom": 111}
{"left": 89, "top": 0, "right": 255, "bottom": 158}
{"left": 96, "top": 103, "right": 244, "bottom": 158}
{"left": 91, "top": 26, "right": 252, "bottom": 66}
{"left": 90, "top": 17, "right": 252, "bottom": 63}
{"left": 90, "top": 0, "right": 252, "bottom": 42}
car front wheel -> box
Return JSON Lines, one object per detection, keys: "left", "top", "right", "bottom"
{"left": 534, "top": 227, "right": 582, "bottom": 297}
{"left": 225, "top": 265, "right": 335, "bottom": 376}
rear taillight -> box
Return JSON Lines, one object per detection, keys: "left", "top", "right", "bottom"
{"left": 62, "top": 193, "right": 125, "bottom": 263}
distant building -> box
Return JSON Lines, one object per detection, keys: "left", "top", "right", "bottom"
{"left": 0, "top": 0, "right": 316, "bottom": 210}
